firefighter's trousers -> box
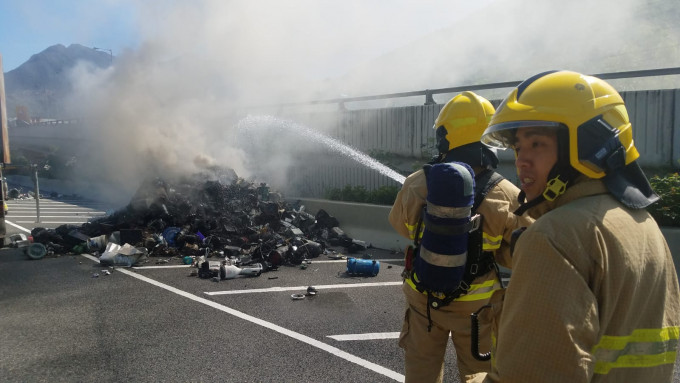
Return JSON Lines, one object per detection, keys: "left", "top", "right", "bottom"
{"left": 400, "top": 282, "right": 492, "bottom": 383}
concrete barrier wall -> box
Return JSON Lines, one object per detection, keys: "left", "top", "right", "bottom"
{"left": 292, "top": 198, "right": 407, "bottom": 252}
{"left": 294, "top": 199, "right": 680, "bottom": 278}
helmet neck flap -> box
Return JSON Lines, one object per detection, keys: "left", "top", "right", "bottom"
{"left": 436, "top": 142, "right": 499, "bottom": 170}
{"left": 513, "top": 127, "right": 659, "bottom": 215}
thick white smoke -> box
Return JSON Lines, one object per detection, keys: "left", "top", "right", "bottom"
{"left": 59, "top": 0, "right": 678, "bottom": 203}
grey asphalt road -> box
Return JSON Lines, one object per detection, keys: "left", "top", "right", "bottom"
{"left": 1, "top": 198, "right": 678, "bottom": 383}
{"left": 0, "top": 248, "right": 415, "bottom": 382}
{"left": 0, "top": 197, "right": 464, "bottom": 383}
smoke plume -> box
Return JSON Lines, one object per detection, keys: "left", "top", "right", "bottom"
{"left": 60, "top": 0, "right": 679, "bottom": 203}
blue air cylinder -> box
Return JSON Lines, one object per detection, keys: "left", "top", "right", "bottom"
{"left": 346, "top": 257, "right": 380, "bottom": 276}
{"left": 414, "top": 162, "right": 475, "bottom": 292}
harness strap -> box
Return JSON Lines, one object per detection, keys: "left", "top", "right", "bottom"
{"left": 412, "top": 206, "right": 425, "bottom": 247}
{"left": 426, "top": 292, "right": 434, "bottom": 332}
{"left": 473, "top": 169, "right": 504, "bottom": 212}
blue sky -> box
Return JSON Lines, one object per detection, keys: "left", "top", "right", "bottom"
{"left": 0, "top": 0, "right": 495, "bottom": 74}
{"left": 0, "top": 0, "right": 139, "bottom": 71}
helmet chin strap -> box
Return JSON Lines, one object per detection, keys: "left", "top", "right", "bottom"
{"left": 513, "top": 189, "right": 544, "bottom": 216}
{"left": 513, "top": 129, "right": 578, "bottom": 216}
{"left": 513, "top": 173, "right": 571, "bottom": 216}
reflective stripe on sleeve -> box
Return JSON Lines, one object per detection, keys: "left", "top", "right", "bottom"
{"left": 592, "top": 326, "right": 680, "bottom": 374}
{"left": 405, "top": 222, "right": 424, "bottom": 241}
{"left": 482, "top": 232, "right": 502, "bottom": 251}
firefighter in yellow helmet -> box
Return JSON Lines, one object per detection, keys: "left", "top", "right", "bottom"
{"left": 476, "top": 70, "right": 680, "bottom": 382}
{"left": 389, "top": 91, "right": 533, "bottom": 382}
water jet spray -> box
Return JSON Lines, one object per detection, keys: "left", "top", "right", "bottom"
{"left": 236, "top": 115, "right": 406, "bottom": 185}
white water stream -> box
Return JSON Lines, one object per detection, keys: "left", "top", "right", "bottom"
{"left": 236, "top": 115, "right": 406, "bottom": 185}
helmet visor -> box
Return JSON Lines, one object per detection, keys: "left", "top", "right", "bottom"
{"left": 481, "top": 121, "right": 563, "bottom": 149}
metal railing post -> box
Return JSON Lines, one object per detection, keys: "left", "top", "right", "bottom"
{"left": 424, "top": 90, "right": 436, "bottom": 105}
{"left": 32, "top": 164, "right": 40, "bottom": 223}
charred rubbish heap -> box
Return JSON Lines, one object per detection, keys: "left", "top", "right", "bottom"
{"left": 25, "top": 168, "right": 372, "bottom": 277}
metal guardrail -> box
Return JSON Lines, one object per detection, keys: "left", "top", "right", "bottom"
{"left": 10, "top": 119, "right": 81, "bottom": 128}
{"left": 276, "top": 67, "right": 680, "bottom": 107}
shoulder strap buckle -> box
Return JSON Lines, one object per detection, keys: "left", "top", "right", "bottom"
{"left": 469, "top": 214, "right": 481, "bottom": 233}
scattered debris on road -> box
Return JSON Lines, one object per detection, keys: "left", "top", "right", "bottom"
{"left": 20, "top": 168, "right": 376, "bottom": 279}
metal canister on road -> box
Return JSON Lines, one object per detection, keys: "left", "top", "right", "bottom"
{"left": 346, "top": 257, "right": 380, "bottom": 276}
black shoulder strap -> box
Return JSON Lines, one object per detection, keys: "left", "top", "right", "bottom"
{"left": 473, "top": 170, "right": 505, "bottom": 213}
{"left": 413, "top": 164, "right": 433, "bottom": 247}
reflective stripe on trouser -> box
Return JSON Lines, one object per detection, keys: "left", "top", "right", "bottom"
{"left": 405, "top": 273, "right": 501, "bottom": 302}
{"left": 400, "top": 283, "right": 491, "bottom": 383}
{"left": 591, "top": 326, "right": 680, "bottom": 374}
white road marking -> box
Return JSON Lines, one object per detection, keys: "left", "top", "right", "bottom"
{"left": 9, "top": 211, "right": 106, "bottom": 214}
{"left": 134, "top": 259, "right": 404, "bottom": 269}
{"left": 11, "top": 215, "right": 104, "bottom": 218}
{"left": 206, "top": 281, "right": 402, "bottom": 295}
{"left": 5, "top": 220, "right": 32, "bottom": 233}
{"left": 7, "top": 217, "right": 404, "bottom": 380}
{"left": 80, "top": 253, "right": 404, "bottom": 382}
{"left": 8, "top": 204, "right": 101, "bottom": 207}
{"left": 328, "top": 332, "right": 400, "bottom": 341}
{"left": 8, "top": 205, "right": 99, "bottom": 207}
{"left": 310, "top": 258, "right": 403, "bottom": 264}
{"left": 9, "top": 207, "right": 105, "bottom": 210}
{"left": 17, "top": 221, "right": 90, "bottom": 224}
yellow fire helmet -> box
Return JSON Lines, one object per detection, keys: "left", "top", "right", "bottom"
{"left": 481, "top": 70, "right": 638, "bottom": 178}
{"left": 481, "top": 70, "right": 657, "bottom": 209}
{"left": 434, "top": 91, "right": 496, "bottom": 154}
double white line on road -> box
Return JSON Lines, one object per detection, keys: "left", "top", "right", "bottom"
{"left": 133, "top": 258, "right": 404, "bottom": 270}
{"left": 205, "top": 281, "right": 402, "bottom": 295}
{"left": 328, "top": 332, "right": 400, "bottom": 341}
{"left": 9, "top": 219, "right": 405, "bottom": 382}
{"left": 80, "top": 253, "right": 405, "bottom": 382}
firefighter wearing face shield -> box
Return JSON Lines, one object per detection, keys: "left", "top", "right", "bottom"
{"left": 388, "top": 91, "right": 533, "bottom": 383}
{"left": 474, "top": 70, "right": 680, "bottom": 382}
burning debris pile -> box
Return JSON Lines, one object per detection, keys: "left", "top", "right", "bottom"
{"left": 26, "top": 169, "right": 372, "bottom": 274}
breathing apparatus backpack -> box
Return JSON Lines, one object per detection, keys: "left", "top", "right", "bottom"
{"left": 405, "top": 162, "right": 504, "bottom": 329}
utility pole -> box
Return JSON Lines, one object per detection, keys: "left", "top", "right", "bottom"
{"left": 0, "top": 53, "right": 11, "bottom": 241}
{"left": 32, "top": 164, "right": 40, "bottom": 223}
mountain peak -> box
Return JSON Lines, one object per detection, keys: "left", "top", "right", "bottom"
{"left": 4, "top": 43, "right": 113, "bottom": 119}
